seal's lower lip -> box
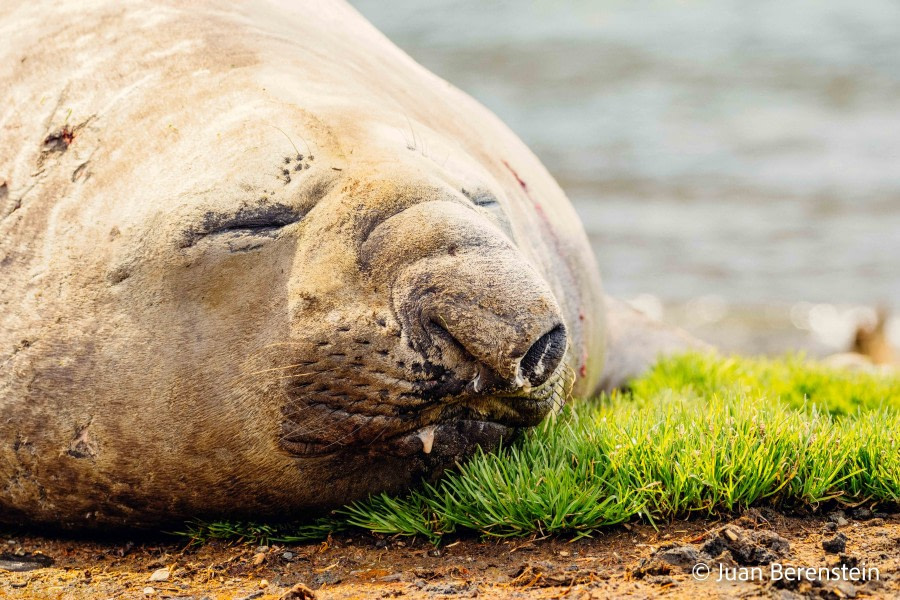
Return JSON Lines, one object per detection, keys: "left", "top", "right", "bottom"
{"left": 384, "top": 419, "right": 515, "bottom": 458}
{"left": 282, "top": 418, "right": 517, "bottom": 458}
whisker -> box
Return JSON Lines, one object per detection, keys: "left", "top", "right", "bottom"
{"left": 321, "top": 423, "right": 368, "bottom": 450}
{"left": 248, "top": 363, "right": 321, "bottom": 376}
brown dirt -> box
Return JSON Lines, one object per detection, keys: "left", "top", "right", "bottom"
{"left": 2, "top": 510, "right": 898, "bottom": 599}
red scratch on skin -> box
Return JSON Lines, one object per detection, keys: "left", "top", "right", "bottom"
{"left": 502, "top": 160, "right": 528, "bottom": 192}
{"left": 503, "top": 158, "right": 556, "bottom": 237}
{"left": 505, "top": 157, "right": 586, "bottom": 380}
{"left": 579, "top": 307, "right": 589, "bottom": 377}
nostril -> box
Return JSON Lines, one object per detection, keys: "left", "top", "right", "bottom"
{"left": 519, "top": 324, "right": 567, "bottom": 387}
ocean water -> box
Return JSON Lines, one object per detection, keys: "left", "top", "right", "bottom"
{"left": 349, "top": 0, "right": 900, "bottom": 353}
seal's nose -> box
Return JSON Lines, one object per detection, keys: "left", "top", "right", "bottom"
{"left": 519, "top": 325, "right": 567, "bottom": 387}
{"left": 429, "top": 318, "right": 567, "bottom": 389}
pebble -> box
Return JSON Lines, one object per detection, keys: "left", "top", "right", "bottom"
{"left": 283, "top": 551, "right": 294, "bottom": 560}
{"left": 822, "top": 532, "right": 848, "bottom": 554}
{"left": 143, "top": 587, "right": 156, "bottom": 596}
{"left": 851, "top": 508, "right": 874, "bottom": 521}
{"left": 834, "top": 580, "right": 858, "bottom": 598}
{"left": 149, "top": 568, "right": 170, "bottom": 582}
{"left": 828, "top": 511, "right": 850, "bottom": 527}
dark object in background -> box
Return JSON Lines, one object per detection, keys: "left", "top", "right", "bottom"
{"left": 851, "top": 307, "right": 895, "bottom": 365}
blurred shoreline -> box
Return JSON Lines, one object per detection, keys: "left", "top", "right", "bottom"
{"left": 627, "top": 295, "right": 898, "bottom": 357}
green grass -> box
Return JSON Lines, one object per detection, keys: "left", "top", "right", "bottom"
{"left": 181, "top": 353, "right": 900, "bottom": 545}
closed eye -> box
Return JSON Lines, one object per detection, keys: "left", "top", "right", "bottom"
{"left": 461, "top": 188, "right": 500, "bottom": 208}
{"left": 180, "top": 203, "right": 305, "bottom": 248}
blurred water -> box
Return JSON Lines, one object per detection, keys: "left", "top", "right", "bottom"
{"left": 349, "top": 0, "right": 900, "bottom": 353}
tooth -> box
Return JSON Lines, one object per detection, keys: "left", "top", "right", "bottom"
{"left": 417, "top": 426, "right": 436, "bottom": 454}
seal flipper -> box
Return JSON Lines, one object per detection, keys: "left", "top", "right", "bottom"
{"left": 598, "top": 295, "right": 712, "bottom": 393}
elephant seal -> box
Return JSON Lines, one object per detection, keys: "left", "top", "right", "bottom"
{"left": 0, "top": 0, "right": 690, "bottom": 528}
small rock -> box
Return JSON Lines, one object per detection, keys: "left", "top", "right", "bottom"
{"left": 822, "top": 532, "right": 847, "bottom": 554}
{"left": 282, "top": 551, "right": 294, "bottom": 560}
{"left": 148, "top": 567, "right": 170, "bottom": 582}
{"left": 311, "top": 571, "right": 342, "bottom": 587}
{"left": 6, "top": 540, "right": 16, "bottom": 545}
{"left": 865, "top": 518, "right": 885, "bottom": 527}
{"left": 839, "top": 554, "right": 860, "bottom": 568}
{"left": 850, "top": 508, "right": 873, "bottom": 521}
{"left": 633, "top": 545, "right": 699, "bottom": 577}
{"left": 280, "top": 582, "right": 316, "bottom": 599}
{"left": 700, "top": 526, "right": 789, "bottom": 566}
{"left": 251, "top": 552, "right": 266, "bottom": 566}
{"left": 824, "top": 522, "right": 838, "bottom": 532}
{"left": 833, "top": 580, "right": 857, "bottom": 598}
{"left": 256, "top": 546, "right": 270, "bottom": 553}
{"left": 143, "top": 587, "right": 156, "bottom": 596}
{"left": 656, "top": 546, "right": 701, "bottom": 570}
{"left": 828, "top": 511, "right": 849, "bottom": 527}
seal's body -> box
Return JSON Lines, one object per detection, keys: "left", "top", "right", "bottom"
{"left": 0, "top": 0, "right": 654, "bottom": 527}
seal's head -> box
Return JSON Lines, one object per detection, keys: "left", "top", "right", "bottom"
{"left": 127, "top": 148, "right": 575, "bottom": 511}
{"left": 274, "top": 160, "right": 571, "bottom": 467}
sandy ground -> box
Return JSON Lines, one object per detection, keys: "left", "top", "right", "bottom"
{"left": 1, "top": 508, "right": 897, "bottom": 599}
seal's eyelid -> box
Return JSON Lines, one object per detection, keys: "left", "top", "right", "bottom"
{"left": 202, "top": 204, "right": 305, "bottom": 236}
{"left": 473, "top": 196, "right": 500, "bottom": 208}
{"left": 461, "top": 188, "right": 500, "bottom": 208}
{"left": 179, "top": 203, "right": 306, "bottom": 248}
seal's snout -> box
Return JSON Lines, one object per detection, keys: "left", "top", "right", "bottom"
{"left": 427, "top": 313, "right": 567, "bottom": 390}
{"left": 360, "top": 198, "right": 568, "bottom": 398}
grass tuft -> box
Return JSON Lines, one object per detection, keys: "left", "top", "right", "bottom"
{"left": 180, "top": 353, "right": 899, "bottom": 545}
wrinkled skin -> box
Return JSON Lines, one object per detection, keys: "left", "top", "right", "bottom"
{"left": 0, "top": 0, "right": 611, "bottom": 528}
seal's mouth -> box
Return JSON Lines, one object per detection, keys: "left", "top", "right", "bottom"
{"left": 279, "top": 368, "right": 568, "bottom": 459}
{"left": 279, "top": 401, "right": 540, "bottom": 459}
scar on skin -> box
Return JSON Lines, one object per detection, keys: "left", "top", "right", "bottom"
{"left": 67, "top": 420, "right": 99, "bottom": 459}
